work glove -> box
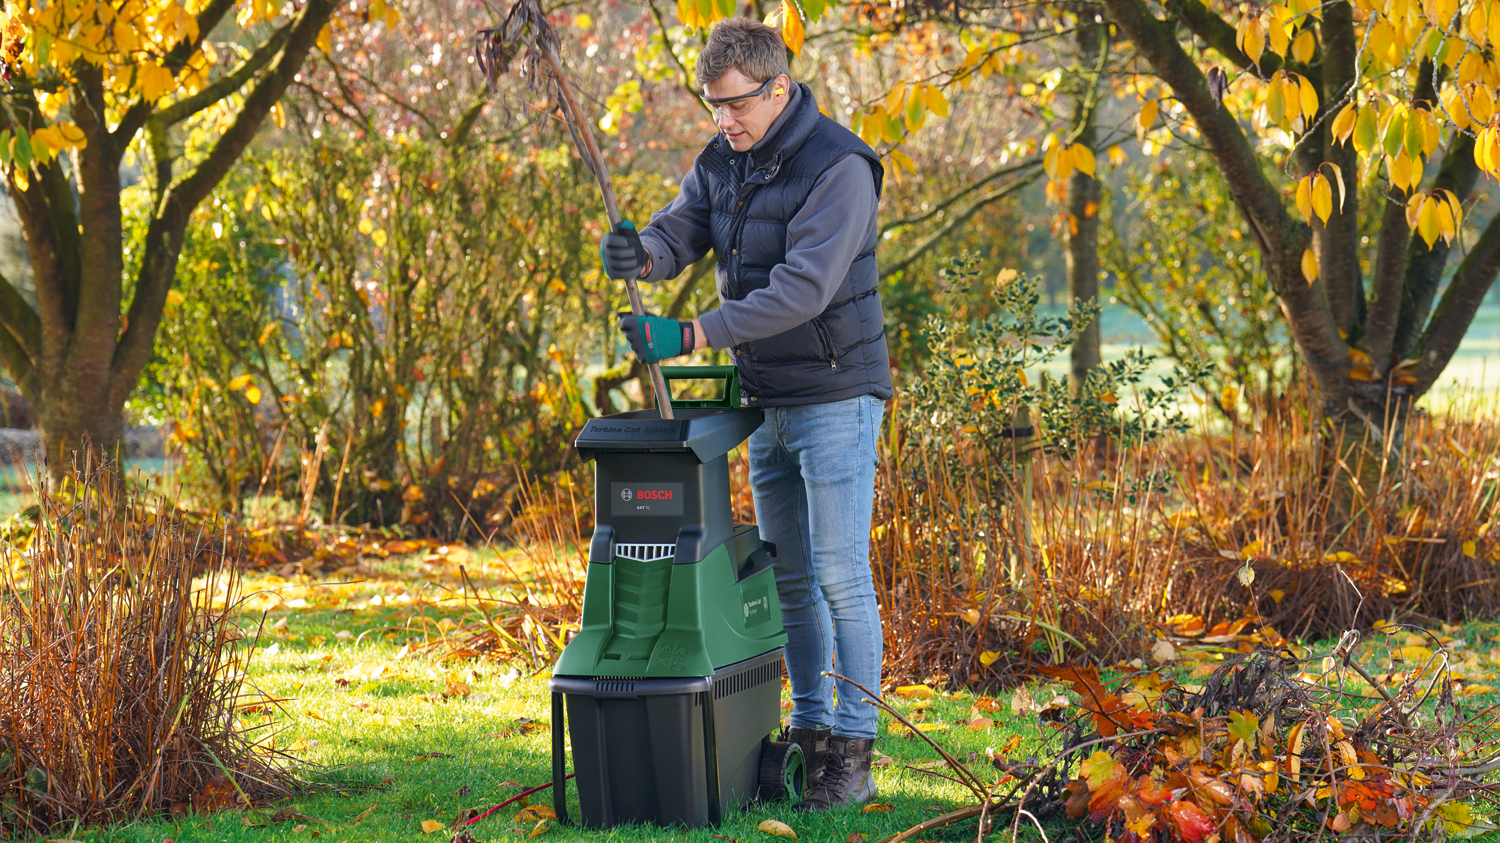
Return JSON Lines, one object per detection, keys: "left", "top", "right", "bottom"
{"left": 600, "top": 220, "right": 649, "bottom": 280}
{"left": 619, "top": 312, "right": 693, "bottom": 364}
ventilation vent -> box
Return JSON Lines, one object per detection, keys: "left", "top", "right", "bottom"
{"left": 713, "top": 659, "right": 784, "bottom": 699}
{"left": 615, "top": 543, "right": 677, "bottom": 562}
{"left": 595, "top": 679, "right": 637, "bottom": 694}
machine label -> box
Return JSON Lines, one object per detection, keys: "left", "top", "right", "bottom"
{"left": 611, "top": 482, "right": 684, "bottom": 516}
{"left": 742, "top": 584, "right": 771, "bottom": 627}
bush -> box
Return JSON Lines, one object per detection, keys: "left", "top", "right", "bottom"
{"left": 0, "top": 466, "right": 285, "bottom": 835}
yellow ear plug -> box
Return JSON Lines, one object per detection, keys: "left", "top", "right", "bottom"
{"left": 775, "top": 86, "right": 785, "bottom": 96}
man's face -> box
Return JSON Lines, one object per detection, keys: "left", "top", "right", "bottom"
{"left": 703, "top": 68, "right": 790, "bottom": 153}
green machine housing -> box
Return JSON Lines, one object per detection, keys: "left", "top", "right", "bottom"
{"left": 549, "top": 367, "right": 801, "bottom": 829}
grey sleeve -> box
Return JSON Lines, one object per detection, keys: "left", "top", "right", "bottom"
{"left": 637, "top": 165, "right": 714, "bottom": 284}
{"left": 697, "top": 155, "right": 879, "bottom": 349}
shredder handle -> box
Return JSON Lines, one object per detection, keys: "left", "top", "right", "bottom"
{"left": 657, "top": 365, "right": 741, "bottom": 410}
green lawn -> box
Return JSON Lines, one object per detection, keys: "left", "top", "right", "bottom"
{"left": 59, "top": 543, "right": 1500, "bottom": 843}
{"left": 85, "top": 550, "right": 1070, "bottom": 843}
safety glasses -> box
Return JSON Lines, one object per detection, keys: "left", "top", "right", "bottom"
{"left": 700, "top": 76, "right": 778, "bottom": 119}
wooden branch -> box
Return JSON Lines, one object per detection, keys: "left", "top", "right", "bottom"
{"left": 1391, "top": 133, "right": 1480, "bottom": 361}
{"left": 0, "top": 268, "right": 42, "bottom": 365}
{"left": 880, "top": 169, "right": 1042, "bottom": 279}
{"left": 111, "top": 0, "right": 338, "bottom": 408}
{"left": 1319, "top": 1, "right": 1361, "bottom": 336}
{"left": 1100, "top": 0, "right": 1348, "bottom": 396}
{"left": 73, "top": 63, "right": 127, "bottom": 373}
{"left": 1411, "top": 202, "right": 1500, "bottom": 393}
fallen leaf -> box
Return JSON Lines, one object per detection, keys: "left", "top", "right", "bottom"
{"left": 893, "top": 684, "right": 934, "bottom": 699}
{"left": 421, "top": 819, "right": 446, "bottom": 834}
{"left": 757, "top": 819, "right": 798, "bottom": 838}
{"left": 292, "top": 825, "right": 308, "bottom": 833}
{"left": 846, "top": 835, "right": 867, "bottom": 843}
{"left": 527, "top": 819, "right": 553, "bottom": 838}
{"left": 351, "top": 804, "right": 377, "bottom": 823}
{"left": 516, "top": 805, "right": 556, "bottom": 823}
{"left": 967, "top": 716, "right": 994, "bottom": 730}
{"left": 1151, "top": 639, "right": 1177, "bottom": 663}
{"left": 862, "top": 803, "right": 894, "bottom": 812}
{"left": 443, "top": 672, "right": 473, "bottom": 698}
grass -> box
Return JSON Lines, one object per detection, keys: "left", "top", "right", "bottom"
{"left": 86, "top": 550, "right": 1077, "bottom": 843}
{"left": 63, "top": 540, "right": 1500, "bottom": 843}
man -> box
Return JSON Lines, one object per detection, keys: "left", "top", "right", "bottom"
{"left": 598, "top": 17, "right": 892, "bottom": 813}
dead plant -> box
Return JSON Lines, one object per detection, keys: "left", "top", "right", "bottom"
{"left": 0, "top": 464, "right": 290, "bottom": 836}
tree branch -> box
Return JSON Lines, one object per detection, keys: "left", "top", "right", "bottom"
{"left": 1318, "top": 0, "right": 1361, "bottom": 337}
{"left": 112, "top": 0, "right": 337, "bottom": 408}
{"left": 0, "top": 266, "right": 41, "bottom": 367}
{"left": 110, "top": 0, "right": 239, "bottom": 156}
{"left": 1100, "top": 0, "right": 1347, "bottom": 395}
{"left": 153, "top": 22, "right": 295, "bottom": 129}
{"left": 880, "top": 169, "right": 1042, "bottom": 279}
{"left": 881, "top": 158, "right": 1040, "bottom": 234}
{"left": 1162, "top": 0, "right": 1278, "bottom": 75}
{"left": 1412, "top": 204, "right": 1500, "bottom": 393}
{"left": 1392, "top": 134, "right": 1480, "bottom": 361}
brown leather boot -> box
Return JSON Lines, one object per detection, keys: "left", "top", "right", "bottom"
{"left": 794, "top": 734, "right": 877, "bottom": 812}
{"left": 783, "top": 726, "right": 831, "bottom": 790}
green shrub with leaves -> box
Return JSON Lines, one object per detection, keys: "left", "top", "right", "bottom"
{"left": 134, "top": 137, "right": 671, "bottom": 534}
{"left": 910, "top": 253, "right": 1210, "bottom": 463}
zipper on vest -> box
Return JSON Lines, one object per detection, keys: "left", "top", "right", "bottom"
{"left": 814, "top": 319, "right": 838, "bottom": 370}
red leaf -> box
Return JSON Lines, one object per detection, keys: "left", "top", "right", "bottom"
{"left": 1035, "top": 664, "right": 1133, "bottom": 736}
{"left": 1167, "top": 801, "right": 1216, "bottom": 843}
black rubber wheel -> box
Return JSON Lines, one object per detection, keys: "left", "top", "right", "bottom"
{"left": 756, "top": 739, "right": 805, "bottom": 802}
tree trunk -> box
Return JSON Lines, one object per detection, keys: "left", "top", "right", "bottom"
{"left": 36, "top": 374, "right": 125, "bottom": 484}
{"left": 1067, "top": 19, "right": 1103, "bottom": 394}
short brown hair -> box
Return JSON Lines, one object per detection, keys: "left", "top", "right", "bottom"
{"left": 695, "top": 17, "right": 790, "bottom": 88}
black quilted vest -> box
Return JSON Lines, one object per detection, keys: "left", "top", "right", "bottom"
{"left": 694, "top": 84, "right": 894, "bottom": 407}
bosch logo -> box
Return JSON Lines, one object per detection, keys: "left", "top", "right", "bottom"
{"left": 620, "top": 488, "right": 634, "bottom": 502}
{"left": 635, "top": 490, "right": 675, "bottom": 501}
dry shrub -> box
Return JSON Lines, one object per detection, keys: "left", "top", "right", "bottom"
{"left": 0, "top": 467, "right": 288, "bottom": 836}
{"left": 875, "top": 387, "right": 1500, "bottom": 687}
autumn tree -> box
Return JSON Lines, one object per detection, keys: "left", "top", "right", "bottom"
{"left": 1099, "top": 0, "right": 1500, "bottom": 433}
{"left": 0, "top": 0, "right": 362, "bottom": 477}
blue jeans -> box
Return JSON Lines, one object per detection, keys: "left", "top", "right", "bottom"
{"left": 748, "top": 394, "right": 884, "bottom": 739}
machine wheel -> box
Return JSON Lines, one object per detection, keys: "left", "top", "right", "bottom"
{"left": 757, "top": 738, "right": 805, "bottom": 802}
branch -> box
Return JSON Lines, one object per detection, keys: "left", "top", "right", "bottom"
{"left": 112, "top": 0, "right": 337, "bottom": 408}
{"left": 152, "top": 22, "right": 295, "bottom": 129}
{"left": 1162, "top": 0, "right": 1278, "bottom": 75}
{"left": 1318, "top": 1, "right": 1361, "bottom": 336}
{"left": 880, "top": 168, "right": 1043, "bottom": 279}
{"left": 448, "top": 91, "right": 490, "bottom": 147}
{"left": 1411, "top": 199, "right": 1500, "bottom": 393}
{"left": 646, "top": 0, "right": 712, "bottom": 117}
{"left": 1391, "top": 134, "right": 1480, "bottom": 361}
{"left": 110, "top": 0, "right": 239, "bottom": 154}
{"left": 1100, "top": 0, "right": 1347, "bottom": 390}
{"left": 880, "top": 158, "right": 1040, "bottom": 234}
{"left": 0, "top": 266, "right": 41, "bottom": 366}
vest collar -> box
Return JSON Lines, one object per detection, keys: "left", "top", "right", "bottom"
{"left": 702, "top": 83, "right": 823, "bottom": 187}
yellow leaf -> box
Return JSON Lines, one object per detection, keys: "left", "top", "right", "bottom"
{"left": 420, "top": 820, "right": 445, "bottom": 834}
{"left": 888, "top": 148, "right": 915, "bottom": 174}
{"left": 1071, "top": 144, "right": 1096, "bottom": 177}
{"left": 757, "top": 818, "right": 798, "bottom": 838}
{"left": 921, "top": 83, "right": 949, "bottom": 119}
{"left": 166, "top": 289, "right": 186, "bottom": 307}
{"left": 1331, "top": 102, "right": 1358, "bottom": 143}
{"left": 863, "top": 803, "right": 895, "bottom": 812}
{"left": 227, "top": 374, "right": 253, "bottom": 392}
{"left": 1464, "top": 540, "right": 1477, "bottom": 558}
{"left": 778, "top": 0, "right": 804, "bottom": 55}
{"left": 958, "top": 607, "right": 980, "bottom": 625}
{"left": 894, "top": 684, "right": 934, "bottom": 699}
{"left": 1301, "top": 247, "right": 1318, "bottom": 284}
{"left": 1107, "top": 144, "right": 1127, "bottom": 166}
{"left": 516, "top": 805, "right": 556, "bottom": 823}
{"left": 370, "top": 398, "right": 386, "bottom": 418}
{"left": 1460, "top": 684, "right": 1497, "bottom": 697}
{"left": 1239, "top": 15, "right": 1266, "bottom": 63}
{"left": 1298, "top": 75, "right": 1319, "bottom": 122}
{"left": 443, "top": 671, "right": 473, "bottom": 697}
{"left": 1295, "top": 174, "right": 1314, "bottom": 222}
{"left": 1475, "top": 83, "right": 1497, "bottom": 124}
{"left": 244, "top": 385, "right": 262, "bottom": 404}
{"left": 1311, "top": 173, "right": 1333, "bottom": 223}
{"left": 1220, "top": 382, "right": 1240, "bottom": 411}
{"left": 1417, "top": 195, "right": 1441, "bottom": 247}
{"left": 1291, "top": 28, "right": 1316, "bottom": 63}
{"left": 1138, "top": 99, "right": 1159, "bottom": 140}
{"left": 979, "top": 650, "right": 1001, "bottom": 667}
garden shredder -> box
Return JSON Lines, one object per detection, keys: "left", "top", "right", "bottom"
{"left": 548, "top": 365, "right": 805, "bottom": 828}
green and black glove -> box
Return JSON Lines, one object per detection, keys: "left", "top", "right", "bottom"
{"left": 619, "top": 312, "right": 693, "bottom": 363}
{"left": 600, "top": 220, "right": 649, "bottom": 280}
